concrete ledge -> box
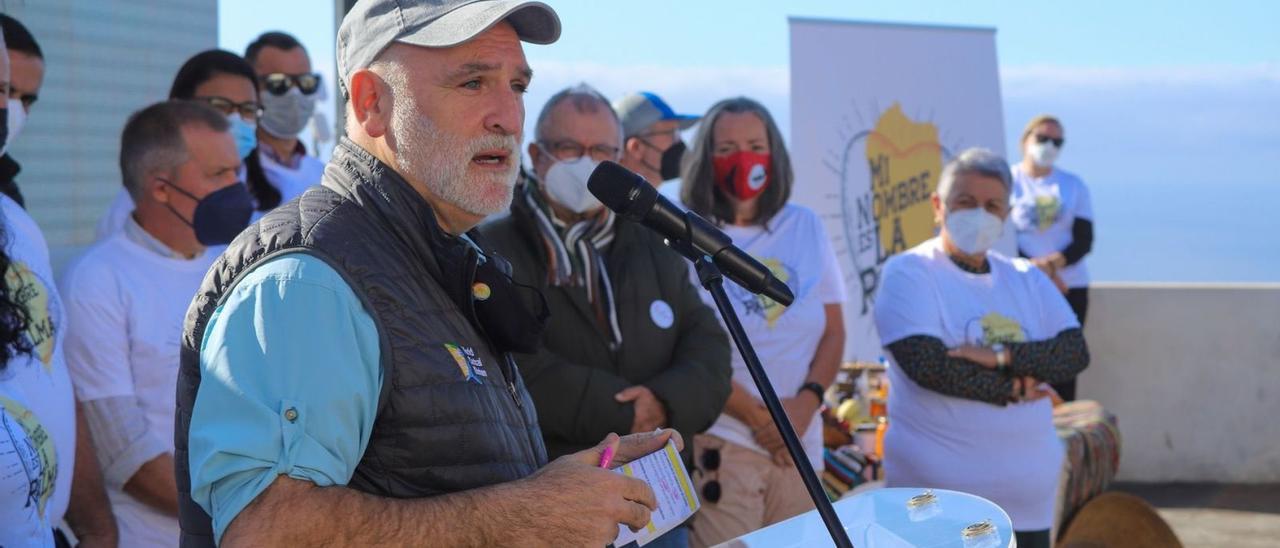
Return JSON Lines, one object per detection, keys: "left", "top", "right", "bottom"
{"left": 1080, "top": 284, "right": 1280, "bottom": 482}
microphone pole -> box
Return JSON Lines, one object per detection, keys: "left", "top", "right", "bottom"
{"left": 667, "top": 216, "right": 853, "bottom": 548}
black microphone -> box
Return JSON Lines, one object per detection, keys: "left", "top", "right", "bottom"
{"left": 588, "top": 161, "right": 794, "bottom": 306}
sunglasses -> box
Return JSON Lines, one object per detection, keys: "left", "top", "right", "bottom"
{"left": 197, "top": 96, "right": 264, "bottom": 122}
{"left": 699, "top": 448, "right": 722, "bottom": 504}
{"left": 261, "top": 73, "right": 322, "bottom": 96}
{"left": 1034, "top": 134, "right": 1065, "bottom": 147}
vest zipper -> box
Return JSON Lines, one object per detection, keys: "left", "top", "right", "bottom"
{"left": 503, "top": 353, "right": 523, "bottom": 409}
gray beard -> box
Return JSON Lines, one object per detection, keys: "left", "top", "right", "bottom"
{"left": 391, "top": 97, "right": 519, "bottom": 217}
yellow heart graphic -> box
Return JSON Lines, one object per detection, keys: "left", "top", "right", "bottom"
{"left": 865, "top": 103, "right": 943, "bottom": 257}
{"left": 5, "top": 261, "right": 55, "bottom": 369}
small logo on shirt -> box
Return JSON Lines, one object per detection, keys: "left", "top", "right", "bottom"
{"left": 0, "top": 395, "right": 56, "bottom": 520}
{"left": 1034, "top": 194, "right": 1061, "bottom": 231}
{"left": 4, "top": 260, "right": 57, "bottom": 370}
{"left": 445, "top": 343, "right": 488, "bottom": 384}
{"left": 976, "top": 312, "right": 1027, "bottom": 346}
{"left": 728, "top": 257, "right": 797, "bottom": 328}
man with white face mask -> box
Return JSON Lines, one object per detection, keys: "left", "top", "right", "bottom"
{"left": 243, "top": 31, "right": 326, "bottom": 213}
{"left": 1010, "top": 114, "right": 1094, "bottom": 401}
{"left": 0, "top": 15, "right": 44, "bottom": 208}
{"left": 480, "top": 84, "right": 731, "bottom": 548}
{"left": 873, "top": 148, "right": 1090, "bottom": 548}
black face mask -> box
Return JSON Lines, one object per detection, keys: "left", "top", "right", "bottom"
{"left": 0, "top": 105, "right": 9, "bottom": 154}
{"left": 659, "top": 140, "right": 686, "bottom": 181}
{"left": 161, "top": 179, "right": 255, "bottom": 246}
{"left": 638, "top": 137, "right": 687, "bottom": 181}
{"left": 471, "top": 251, "right": 549, "bottom": 354}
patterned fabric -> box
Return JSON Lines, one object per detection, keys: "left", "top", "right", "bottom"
{"left": 515, "top": 176, "right": 622, "bottom": 349}
{"left": 1054, "top": 401, "right": 1121, "bottom": 529}
{"left": 886, "top": 336, "right": 1013, "bottom": 405}
{"left": 886, "top": 328, "right": 1088, "bottom": 405}
{"left": 949, "top": 254, "right": 991, "bottom": 274}
{"left": 1008, "top": 329, "right": 1089, "bottom": 384}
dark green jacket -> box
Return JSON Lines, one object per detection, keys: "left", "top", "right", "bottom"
{"left": 480, "top": 205, "right": 732, "bottom": 461}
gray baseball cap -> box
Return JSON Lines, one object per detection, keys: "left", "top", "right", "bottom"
{"left": 614, "top": 92, "right": 700, "bottom": 138}
{"left": 338, "top": 0, "right": 561, "bottom": 91}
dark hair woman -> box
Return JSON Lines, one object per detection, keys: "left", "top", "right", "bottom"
{"left": 680, "top": 97, "right": 847, "bottom": 548}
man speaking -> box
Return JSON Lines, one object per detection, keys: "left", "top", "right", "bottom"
{"left": 175, "top": 1, "right": 674, "bottom": 546}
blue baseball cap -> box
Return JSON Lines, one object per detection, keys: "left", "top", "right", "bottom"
{"left": 613, "top": 92, "right": 700, "bottom": 138}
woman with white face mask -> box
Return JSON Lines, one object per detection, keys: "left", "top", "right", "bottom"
{"left": 873, "top": 148, "right": 1090, "bottom": 548}
{"left": 1009, "top": 115, "right": 1094, "bottom": 401}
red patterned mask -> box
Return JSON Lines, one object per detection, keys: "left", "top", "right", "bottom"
{"left": 712, "top": 151, "right": 772, "bottom": 200}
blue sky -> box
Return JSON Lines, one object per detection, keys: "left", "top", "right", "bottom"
{"left": 221, "top": 1, "right": 1280, "bottom": 281}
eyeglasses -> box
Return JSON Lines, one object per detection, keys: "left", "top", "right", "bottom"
{"left": 197, "top": 96, "right": 264, "bottom": 122}
{"left": 1034, "top": 134, "right": 1064, "bottom": 147}
{"left": 540, "top": 140, "right": 620, "bottom": 163}
{"left": 260, "top": 72, "right": 322, "bottom": 96}
{"left": 699, "top": 448, "right": 722, "bottom": 504}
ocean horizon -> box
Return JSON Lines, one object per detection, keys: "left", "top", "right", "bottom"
{"left": 1087, "top": 180, "right": 1277, "bottom": 283}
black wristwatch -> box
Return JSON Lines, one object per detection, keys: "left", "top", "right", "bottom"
{"left": 798, "top": 382, "right": 825, "bottom": 403}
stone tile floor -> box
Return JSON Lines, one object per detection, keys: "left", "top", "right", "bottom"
{"left": 1111, "top": 483, "right": 1280, "bottom": 547}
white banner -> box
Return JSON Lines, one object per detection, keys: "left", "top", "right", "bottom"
{"left": 788, "top": 18, "right": 1010, "bottom": 362}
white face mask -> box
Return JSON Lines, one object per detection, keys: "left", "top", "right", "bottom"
{"left": 2, "top": 98, "right": 27, "bottom": 156}
{"left": 542, "top": 154, "right": 602, "bottom": 213}
{"left": 944, "top": 207, "right": 1005, "bottom": 255}
{"left": 1027, "top": 140, "right": 1060, "bottom": 169}
{"left": 260, "top": 87, "right": 318, "bottom": 139}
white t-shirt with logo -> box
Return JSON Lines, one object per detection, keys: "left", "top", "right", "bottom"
{"left": 873, "top": 237, "right": 1078, "bottom": 530}
{"left": 1010, "top": 165, "right": 1093, "bottom": 288}
{"left": 691, "top": 204, "right": 846, "bottom": 471}
{"left": 1, "top": 194, "right": 75, "bottom": 545}
{"left": 59, "top": 228, "right": 216, "bottom": 547}
{"left": 0, "top": 379, "right": 55, "bottom": 548}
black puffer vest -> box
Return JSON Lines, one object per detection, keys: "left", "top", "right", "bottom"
{"left": 174, "top": 139, "right": 547, "bottom": 546}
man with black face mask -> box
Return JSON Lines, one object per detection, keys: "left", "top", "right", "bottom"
{"left": 615, "top": 91, "right": 699, "bottom": 188}
{"left": 242, "top": 31, "right": 326, "bottom": 213}
{"left": 59, "top": 100, "right": 252, "bottom": 548}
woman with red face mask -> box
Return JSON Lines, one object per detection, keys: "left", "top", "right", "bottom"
{"left": 679, "top": 97, "right": 847, "bottom": 548}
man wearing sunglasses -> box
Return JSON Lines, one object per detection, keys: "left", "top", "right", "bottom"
{"left": 242, "top": 31, "right": 326, "bottom": 212}
{"left": 0, "top": 14, "right": 44, "bottom": 209}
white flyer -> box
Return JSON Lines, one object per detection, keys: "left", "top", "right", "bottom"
{"left": 612, "top": 440, "right": 701, "bottom": 547}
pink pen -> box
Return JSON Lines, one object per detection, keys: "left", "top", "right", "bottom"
{"left": 599, "top": 445, "right": 616, "bottom": 469}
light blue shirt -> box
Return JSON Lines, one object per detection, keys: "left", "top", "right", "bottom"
{"left": 187, "top": 253, "right": 382, "bottom": 544}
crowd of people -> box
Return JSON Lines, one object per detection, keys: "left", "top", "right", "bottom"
{"left": 0, "top": 1, "right": 1096, "bottom": 547}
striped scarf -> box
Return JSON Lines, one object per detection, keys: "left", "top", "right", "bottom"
{"left": 520, "top": 180, "right": 623, "bottom": 349}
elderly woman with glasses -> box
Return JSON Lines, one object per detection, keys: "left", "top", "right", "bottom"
{"left": 873, "top": 148, "right": 1090, "bottom": 548}
{"left": 679, "top": 97, "right": 847, "bottom": 548}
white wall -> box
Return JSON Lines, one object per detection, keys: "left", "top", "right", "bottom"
{"left": 1080, "top": 283, "right": 1280, "bottom": 482}
{"left": 6, "top": 0, "right": 218, "bottom": 270}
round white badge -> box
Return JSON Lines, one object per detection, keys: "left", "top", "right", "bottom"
{"left": 650, "top": 299, "right": 675, "bottom": 329}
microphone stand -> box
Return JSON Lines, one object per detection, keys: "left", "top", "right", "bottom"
{"left": 667, "top": 216, "right": 853, "bottom": 548}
